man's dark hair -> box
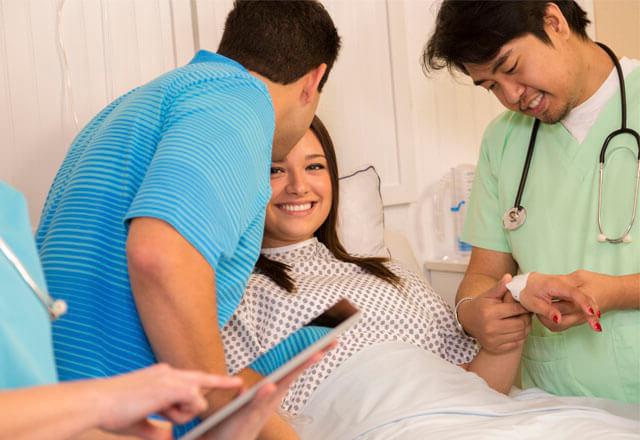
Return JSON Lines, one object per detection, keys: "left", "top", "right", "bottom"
{"left": 423, "top": 1, "right": 590, "bottom": 75}
{"left": 218, "top": 0, "right": 341, "bottom": 91}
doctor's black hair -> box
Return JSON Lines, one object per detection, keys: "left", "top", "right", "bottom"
{"left": 254, "top": 116, "right": 402, "bottom": 293}
{"left": 423, "top": 0, "right": 590, "bottom": 76}
{"left": 218, "top": 0, "right": 341, "bottom": 91}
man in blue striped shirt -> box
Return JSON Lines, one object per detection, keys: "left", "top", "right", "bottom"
{"left": 36, "top": 1, "right": 340, "bottom": 437}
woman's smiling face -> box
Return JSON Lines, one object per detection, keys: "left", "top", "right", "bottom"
{"left": 263, "top": 129, "right": 332, "bottom": 248}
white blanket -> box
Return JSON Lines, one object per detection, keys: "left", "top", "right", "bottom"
{"left": 292, "top": 342, "right": 640, "bottom": 439}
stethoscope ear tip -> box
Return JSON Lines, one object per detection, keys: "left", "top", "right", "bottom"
{"left": 597, "top": 233, "right": 632, "bottom": 243}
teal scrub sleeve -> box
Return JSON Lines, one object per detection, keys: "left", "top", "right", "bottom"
{"left": 0, "top": 182, "right": 57, "bottom": 389}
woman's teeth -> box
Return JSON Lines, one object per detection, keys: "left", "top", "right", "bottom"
{"left": 529, "top": 93, "right": 543, "bottom": 109}
{"left": 280, "top": 203, "right": 313, "bottom": 212}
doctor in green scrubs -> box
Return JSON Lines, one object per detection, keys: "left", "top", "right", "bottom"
{"left": 0, "top": 180, "right": 327, "bottom": 439}
{"left": 424, "top": 1, "right": 639, "bottom": 403}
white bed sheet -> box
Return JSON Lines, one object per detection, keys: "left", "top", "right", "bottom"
{"left": 292, "top": 342, "right": 639, "bottom": 439}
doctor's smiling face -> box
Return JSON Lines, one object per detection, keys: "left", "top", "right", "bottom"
{"left": 263, "top": 122, "right": 333, "bottom": 248}
{"left": 424, "top": 1, "right": 609, "bottom": 126}
{"left": 464, "top": 4, "right": 587, "bottom": 124}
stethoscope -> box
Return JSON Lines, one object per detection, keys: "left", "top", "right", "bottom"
{"left": 503, "top": 43, "right": 640, "bottom": 244}
{"left": 0, "top": 235, "right": 67, "bottom": 321}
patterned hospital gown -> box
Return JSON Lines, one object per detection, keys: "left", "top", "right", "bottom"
{"left": 222, "top": 238, "right": 478, "bottom": 414}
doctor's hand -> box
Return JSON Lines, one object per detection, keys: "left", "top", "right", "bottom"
{"left": 457, "top": 274, "right": 532, "bottom": 354}
{"left": 519, "top": 272, "right": 601, "bottom": 333}
{"left": 96, "top": 363, "right": 243, "bottom": 439}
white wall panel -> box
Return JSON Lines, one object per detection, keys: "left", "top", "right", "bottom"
{"left": 318, "top": 0, "right": 417, "bottom": 206}
{"left": 169, "top": 0, "right": 196, "bottom": 66}
{"left": 1, "top": 0, "right": 193, "bottom": 226}
{"left": 193, "top": 0, "right": 233, "bottom": 51}
{"left": 0, "top": 2, "right": 14, "bottom": 153}
{"left": 1, "top": 0, "right": 58, "bottom": 218}
{"left": 380, "top": 0, "right": 505, "bottom": 261}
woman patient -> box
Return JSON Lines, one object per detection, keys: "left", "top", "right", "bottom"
{"left": 222, "top": 116, "right": 638, "bottom": 439}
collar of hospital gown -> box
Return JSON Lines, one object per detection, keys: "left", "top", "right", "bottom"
{"left": 0, "top": 181, "right": 57, "bottom": 389}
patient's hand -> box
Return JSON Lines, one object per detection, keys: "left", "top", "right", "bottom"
{"left": 520, "top": 272, "right": 601, "bottom": 332}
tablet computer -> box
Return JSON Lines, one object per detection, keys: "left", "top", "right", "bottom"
{"left": 181, "top": 298, "right": 361, "bottom": 440}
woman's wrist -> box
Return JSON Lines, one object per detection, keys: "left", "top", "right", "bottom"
{"left": 619, "top": 274, "right": 640, "bottom": 310}
{"left": 89, "top": 378, "right": 119, "bottom": 431}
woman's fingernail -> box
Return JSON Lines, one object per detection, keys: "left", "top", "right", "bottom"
{"left": 588, "top": 307, "right": 595, "bottom": 315}
{"left": 595, "top": 322, "right": 602, "bottom": 332}
{"left": 553, "top": 315, "right": 559, "bottom": 323}
{"left": 597, "top": 310, "right": 601, "bottom": 318}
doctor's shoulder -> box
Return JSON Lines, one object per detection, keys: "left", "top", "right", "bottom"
{"left": 0, "top": 181, "right": 29, "bottom": 219}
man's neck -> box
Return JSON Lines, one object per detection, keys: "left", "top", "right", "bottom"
{"left": 575, "top": 41, "right": 616, "bottom": 106}
{"left": 249, "top": 71, "right": 290, "bottom": 127}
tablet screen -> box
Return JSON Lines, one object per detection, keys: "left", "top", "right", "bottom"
{"left": 181, "top": 298, "right": 360, "bottom": 440}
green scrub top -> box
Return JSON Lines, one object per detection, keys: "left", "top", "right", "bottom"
{"left": 0, "top": 181, "right": 57, "bottom": 388}
{"left": 462, "top": 68, "right": 640, "bottom": 404}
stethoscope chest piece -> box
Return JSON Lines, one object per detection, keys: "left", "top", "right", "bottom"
{"left": 503, "top": 206, "right": 527, "bottom": 231}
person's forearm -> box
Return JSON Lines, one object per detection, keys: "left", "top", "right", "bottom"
{"left": 616, "top": 274, "right": 640, "bottom": 310}
{"left": 237, "top": 368, "right": 300, "bottom": 440}
{"left": 129, "top": 263, "right": 229, "bottom": 405}
{"left": 456, "top": 272, "right": 501, "bottom": 303}
{"left": 467, "top": 344, "right": 523, "bottom": 394}
{"left": 127, "top": 220, "right": 228, "bottom": 408}
{"left": 129, "top": 262, "right": 226, "bottom": 368}
{"left": 457, "top": 248, "right": 518, "bottom": 305}
{"left": 0, "top": 382, "right": 101, "bottom": 439}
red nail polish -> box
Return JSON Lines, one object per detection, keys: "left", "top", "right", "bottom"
{"left": 597, "top": 310, "right": 601, "bottom": 318}
{"left": 588, "top": 307, "right": 594, "bottom": 315}
{"left": 553, "top": 315, "right": 559, "bottom": 323}
{"left": 595, "top": 322, "right": 602, "bottom": 332}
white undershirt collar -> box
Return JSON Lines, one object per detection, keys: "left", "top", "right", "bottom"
{"left": 561, "top": 57, "right": 640, "bottom": 143}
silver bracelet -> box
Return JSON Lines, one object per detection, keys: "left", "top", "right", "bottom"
{"left": 453, "top": 296, "right": 474, "bottom": 334}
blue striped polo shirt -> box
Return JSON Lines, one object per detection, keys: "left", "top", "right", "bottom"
{"left": 36, "top": 51, "right": 274, "bottom": 382}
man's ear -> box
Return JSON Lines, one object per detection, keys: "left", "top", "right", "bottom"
{"left": 543, "top": 3, "right": 570, "bottom": 39}
{"left": 300, "top": 63, "right": 328, "bottom": 105}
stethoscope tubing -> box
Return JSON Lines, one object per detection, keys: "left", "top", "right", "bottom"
{"left": 514, "top": 119, "right": 541, "bottom": 210}
{"left": 600, "top": 128, "right": 640, "bottom": 162}
{"left": 0, "top": 236, "right": 66, "bottom": 320}
{"left": 597, "top": 160, "right": 640, "bottom": 243}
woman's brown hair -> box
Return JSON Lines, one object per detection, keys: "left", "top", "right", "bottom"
{"left": 254, "top": 115, "right": 401, "bottom": 292}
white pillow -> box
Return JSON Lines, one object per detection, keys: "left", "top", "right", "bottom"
{"left": 337, "top": 166, "right": 389, "bottom": 257}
